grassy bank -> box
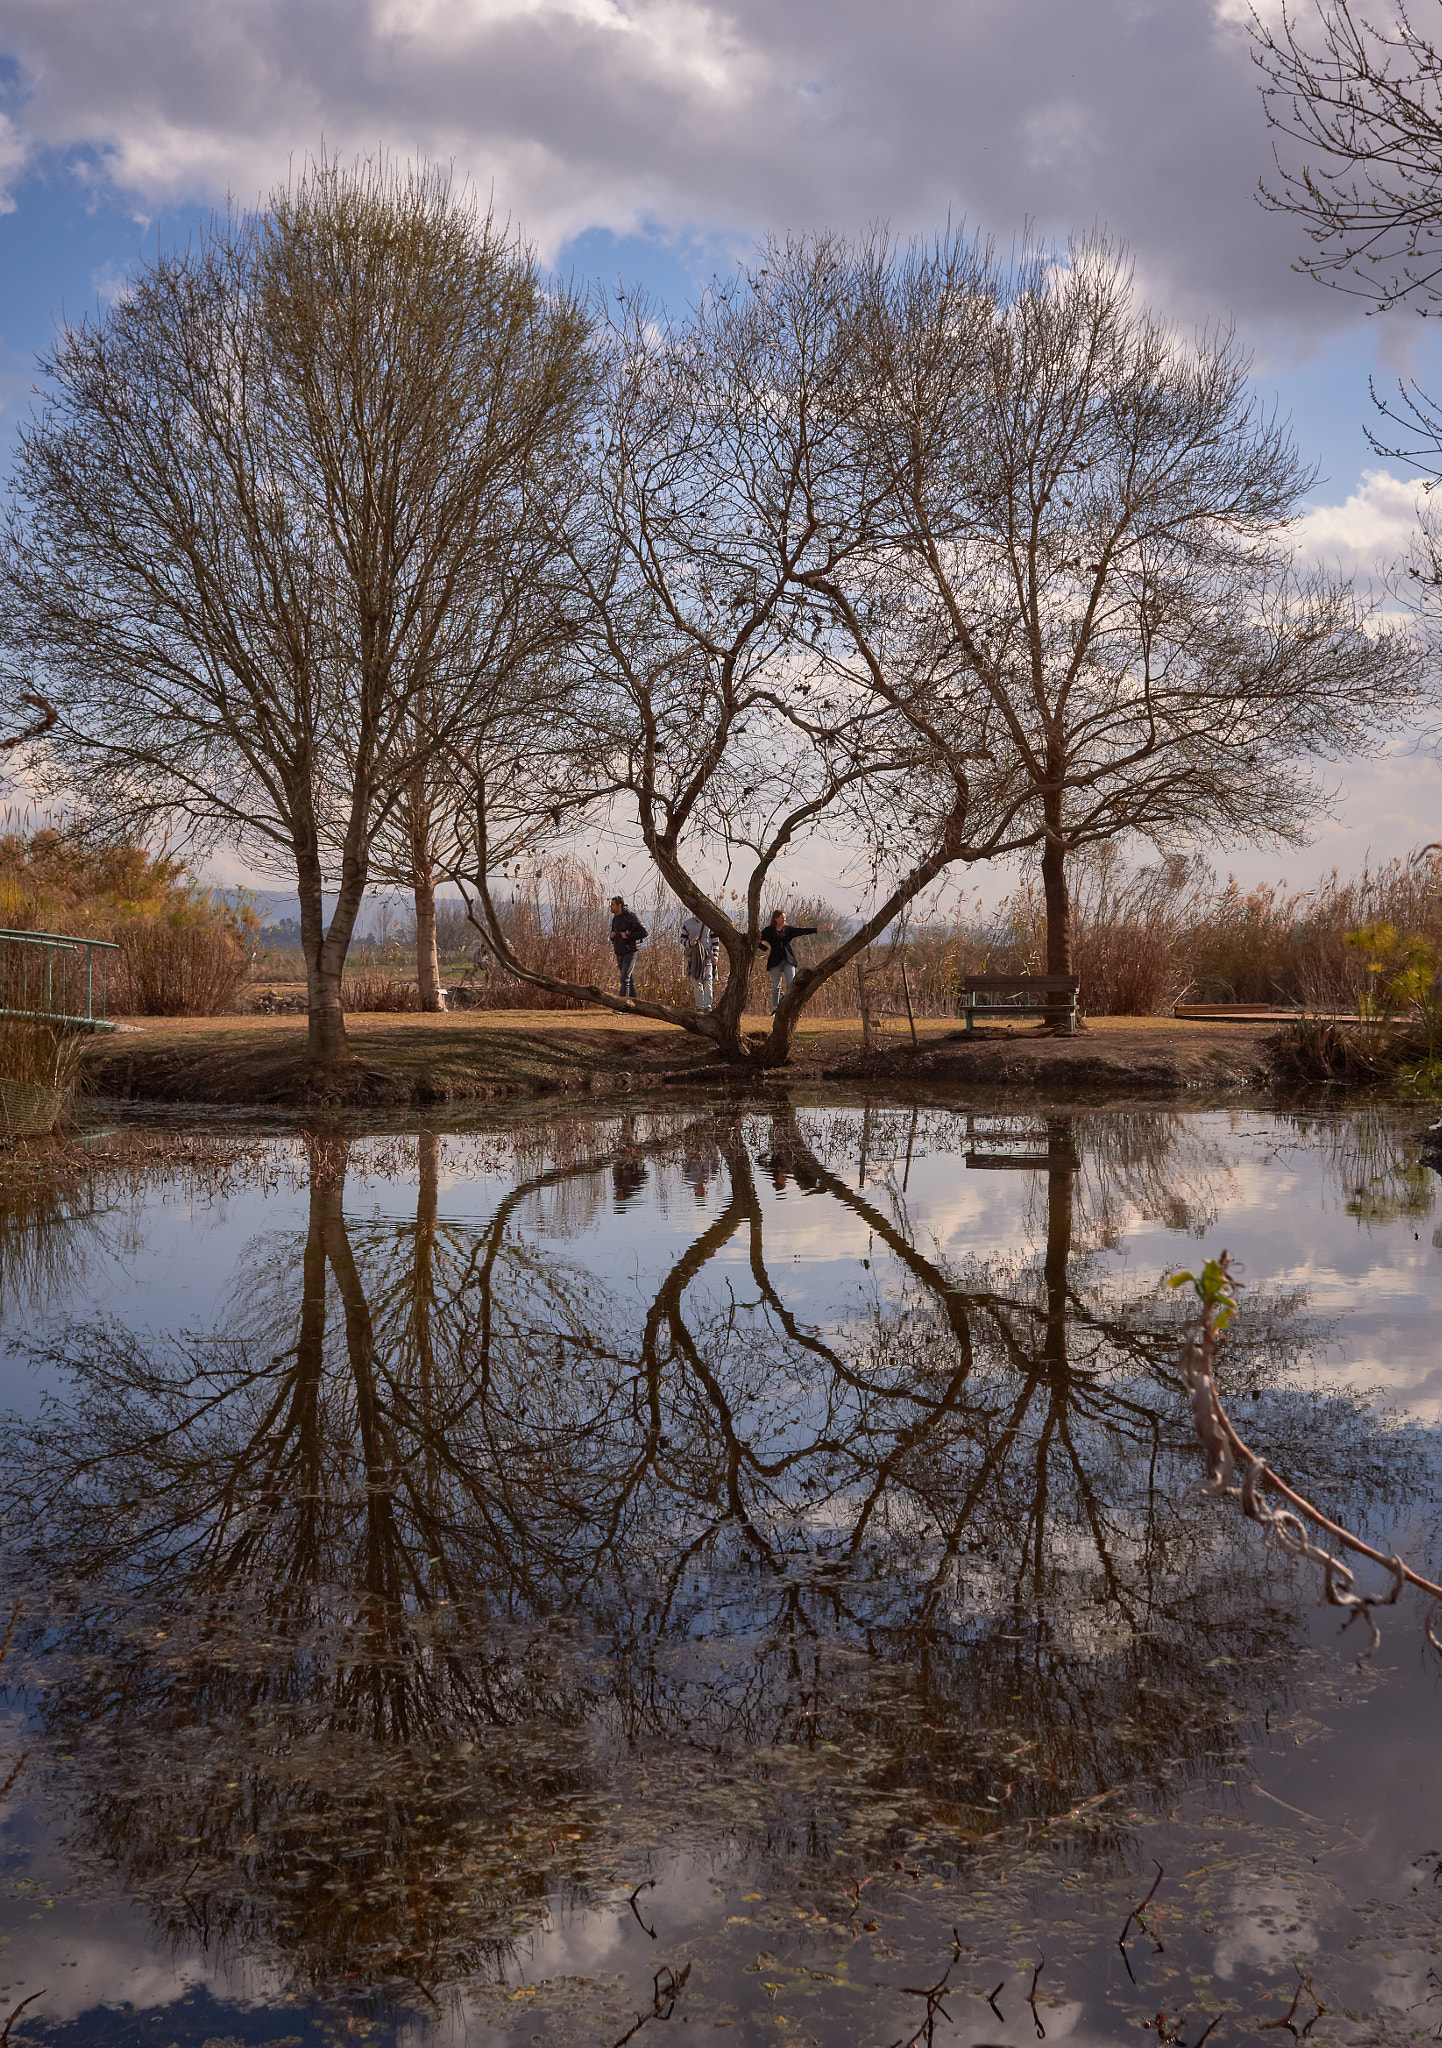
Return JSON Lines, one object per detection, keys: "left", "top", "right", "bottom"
{"left": 80, "top": 1010, "right": 1279, "bottom": 1109}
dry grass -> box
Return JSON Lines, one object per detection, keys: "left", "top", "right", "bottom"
{"left": 341, "top": 974, "right": 424, "bottom": 1013}
{"left": 901, "top": 846, "right": 1442, "bottom": 1019}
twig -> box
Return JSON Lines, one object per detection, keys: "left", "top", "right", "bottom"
{"left": 1119, "top": 1861, "right": 1165, "bottom": 1983}
{"left": 611, "top": 1962, "right": 690, "bottom": 2046}
{"left": 1028, "top": 1955, "right": 1046, "bottom": 2039}
{"left": 895, "top": 1954, "right": 958, "bottom": 2047}
{"left": 986, "top": 1980, "right": 1006, "bottom": 2021}
{"left": 1174, "top": 1251, "right": 1442, "bottom": 1661}
{"left": 0, "top": 1992, "right": 43, "bottom": 2045}
{"left": 629, "top": 1878, "right": 658, "bottom": 1939}
{"left": 1259, "top": 1966, "right": 1328, "bottom": 2034}
{"left": 0, "top": 1753, "right": 29, "bottom": 1805}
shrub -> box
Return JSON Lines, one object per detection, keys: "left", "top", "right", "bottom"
{"left": 0, "top": 821, "right": 258, "bottom": 1017}
{"left": 110, "top": 921, "right": 251, "bottom": 1018}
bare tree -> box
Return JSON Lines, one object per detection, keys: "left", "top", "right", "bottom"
{"left": 854, "top": 231, "right": 1413, "bottom": 974}
{"left": 1, "top": 156, "right": 588, "bottom": 1074}
{"left": 450, "top": 237, "right": 1039, "bottom": 1066}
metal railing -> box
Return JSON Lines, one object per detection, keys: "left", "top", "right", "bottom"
{"left": 0, "top": 928, "right": 119, "bottom": 1032}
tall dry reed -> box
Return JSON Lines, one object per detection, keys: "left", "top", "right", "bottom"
{"left": 0, "top": 1021, "right": 86, "bottom": 1138}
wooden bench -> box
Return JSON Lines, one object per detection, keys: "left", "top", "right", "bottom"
{"left": 958, "top": 973, "right": 1080, "bottom": 1035}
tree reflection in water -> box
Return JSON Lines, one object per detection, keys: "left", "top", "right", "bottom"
{"left": 0, "top": 1107, "right": 1434, "bottom": 2028}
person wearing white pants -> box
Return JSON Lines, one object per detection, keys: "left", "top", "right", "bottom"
{"left": 680, "top": 912, "right": 719, "bottom": 1012}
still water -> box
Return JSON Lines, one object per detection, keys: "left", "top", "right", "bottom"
{"left": 0, "top": 1098, "right": 1438, "bottom": 2047}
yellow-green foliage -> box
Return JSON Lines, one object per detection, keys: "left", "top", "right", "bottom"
{"left": 0, "top": 825, "right": 257, "bottom": 1016}
{"left": 1345, "top": 922, "right": 1441, "bottom": 1014}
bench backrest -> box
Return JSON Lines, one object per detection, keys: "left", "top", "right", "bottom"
{"left": 961, "top": 974, "right": 1080, "bottom": 994}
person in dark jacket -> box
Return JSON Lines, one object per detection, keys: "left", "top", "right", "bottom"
{"left": 757, "top": 910, "right": 817, "bottom": 1012}
{"left": 609, "top": 896, "right": 647, "bottom": 998}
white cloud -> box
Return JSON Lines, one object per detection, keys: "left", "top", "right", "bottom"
{"left": 1292, "top": 466, "right": 1425, "bottom": 579}
{"left": 0, "top": 0, "right": 1334, "bottom": 330}
{"left": 89, "top": 259, "right": 131, "bottom": 305}
{"left": 0, "top": 110, "right": 29, "bottom": 212}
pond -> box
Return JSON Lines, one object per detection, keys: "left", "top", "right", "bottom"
{"left": 0, "top": 1097, "right": 1438, "bottom": 2048}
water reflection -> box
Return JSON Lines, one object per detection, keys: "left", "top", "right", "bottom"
{"left": 0, "top": 1107, "right": 1438, "bottom": 2040}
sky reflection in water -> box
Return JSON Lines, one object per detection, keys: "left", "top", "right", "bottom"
{"left": 0, "top": 1100, "right": 1438, "bottom": 2047}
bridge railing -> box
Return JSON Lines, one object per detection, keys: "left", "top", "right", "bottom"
{"left": 0, "top": 928, "right": 120, "bottom": 1032}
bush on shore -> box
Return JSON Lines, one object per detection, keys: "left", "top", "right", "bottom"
{"left": 0, "top": 822, "right": 255, "bottom": 1017}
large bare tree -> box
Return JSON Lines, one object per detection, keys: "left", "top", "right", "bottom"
{"left": 1, "top": 157, "right": 588, "bottom": 1074}
{"left": 449, "top": 238, "right": 1040, "bottom": 1066}
{"left": 853, "top": 232, "right": 1414, "bottom": 974}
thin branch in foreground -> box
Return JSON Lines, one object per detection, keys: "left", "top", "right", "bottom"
{"left": 1172, "top": 1252, "right": 1442, "bottom": 1663}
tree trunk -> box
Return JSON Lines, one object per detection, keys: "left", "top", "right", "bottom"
{"left": 707, "top": 934, "right": 755, "bottom": 1063}
{"left": 297, "top": 837, "right": 370, "bottom": 1076}
{"left": 413, "top": 864, "right": 444, "bottom": 1011}
{"left": 755, "top": 971, "right": 811, "bottom": 1067}
{"left": 1043, "top": 1119, "right": 1074, "bottom": 1383}
{"left": 296, "top": 847, "right": 349, "bottom": 1074}
{"left": 1041, "top": 822, "right": 1072, "bottom": 978}
{"left": 410, "top": 787, "right": 445, "bottom": 1012}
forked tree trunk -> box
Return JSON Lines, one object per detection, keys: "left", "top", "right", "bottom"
{"left": 297, "top": 838, "right": 370, "bottom": 1076}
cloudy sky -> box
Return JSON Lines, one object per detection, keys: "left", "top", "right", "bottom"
{"left": 0, "top": 0, "right": 1438, "bottom": 893}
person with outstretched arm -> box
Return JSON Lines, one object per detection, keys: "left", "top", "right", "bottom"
{"left": 609, "top": 896, "right": 647, "bottom": 998}
{"left": 757, "top": 910, "right": 821, "bottom": 1013}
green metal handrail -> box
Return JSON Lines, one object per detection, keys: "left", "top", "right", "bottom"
{"left": 0, "top": 928, "right": 119, "bottom": 1032}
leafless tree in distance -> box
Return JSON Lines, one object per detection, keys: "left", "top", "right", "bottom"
{"left": 1, "top": 155, "right": 589, "bottom": 1074}
{"left": 362, "top": 528, "right": 588, "bottom": 1010}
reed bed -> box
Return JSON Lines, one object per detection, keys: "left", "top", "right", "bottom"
{"left": 341, "top": 974, "right": 424, "bottom": 1013}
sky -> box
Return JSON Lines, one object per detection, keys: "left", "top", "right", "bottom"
{"left": 0, "top": 0, "right": 1439, "bottom": 907}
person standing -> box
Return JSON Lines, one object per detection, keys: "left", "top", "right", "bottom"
{"left": 609, "top": 895, "right": 647, "bottom": 998}
{"left": 757, "top": 910, "right": 819, "bottom": 1013}
{"left": 680, "top": 911, "right": 720, "bottom": 1013}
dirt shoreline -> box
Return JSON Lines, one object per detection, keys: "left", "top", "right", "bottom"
{"left": 79, "top": 1009, "right": 1281, "bottom": 1109}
